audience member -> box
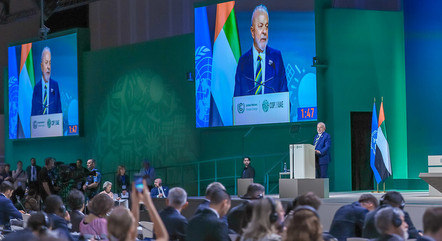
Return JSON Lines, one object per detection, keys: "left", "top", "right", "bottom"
{"left": 83, "top": 158, "right": 101, "bottom": 200}
{"left": 159, "top": 187, "right": 188, "bottom": 241}
{"left": 26, "top": 157, "right": 41, "bottom": 195}
{"left": 362, "top": 191, "right": 419, "bottom": 239}
{"left": 241, "top": 197, "right": 284, "bottom": 241}
{"left": 23, "top": 187, "right": 41, "bottom": 212}
{"left": 151, "top": 178, "right": 169, "bottom": 198}
{"left": 194, "top": 181, "right": 226, "bottom": 215}
{"left": 228, "top": 183, "right": 265, "bottom": 234}
{"left": 286, "top": 192, "right": 322, "bottom": 216}
{"left": 418, "top": 207, "right": 442, "bottom": 241}
{"left": 187, "top": 188, "right": 231, "bottom": 241}
{"left": 3, "top": 211, "right": 54, "bottom": 241}
{"left": 100, "top": 181, "right": 115, "bottom": 199}
{"left": 79, "top": 193, "right": 114, "bottom": 240}
{"left": 107, "top": 207, "right": 138, "bottom": 241}
{"left": 140, "top": 160, "right": 156, "bottom": 188}
{"left": 373, "top": 207, "right": 409, "bottom": 241}
{"left": 44, "top": 195, "right": 74, "bottom": 241}
{"left": 39, "top": 157, "right": 57, "bottom": 200}
{"left": 130, "top": 179, "right": 169, "bottom": 241}
{"left": 329, "top": 193, "right": 378, "bottom": 241}
{"left": 67, "top": 189, "right": 85, "bottom": 233}
{"left": 241, "top": 157, "right": 255, "bottom": 179}
{"left": 116, "top": 165, "right": 130, "bottom": 195}
{"left": 12, "top": 161, "right": 27, "bottom": 190}
{"left": 283, "top": 205, "right": 323, "bottom": 241}
{"left": 0, "top": 164, "right": 5, "bottom": 184}
{"left": 72, "top": 159, "right": 88, "bottom": 191}
{"left": 0, "top": 181, "right": 23, "bottom": 227}
{"left": 3, "top": 164, "right": 13, "bottom": 182}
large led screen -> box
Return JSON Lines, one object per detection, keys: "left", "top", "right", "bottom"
{"left": 8, "top": 33, "right": 79, "bottom": 139}
{"left": 195, "top": 1, "right": 317, "bottom": 127}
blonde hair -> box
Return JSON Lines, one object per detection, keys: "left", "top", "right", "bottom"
{"left": 283, "top": 209, "right": 323, "bottom": 241}
{"left": 241, "top": 198, "right": 281, "bottom": 240}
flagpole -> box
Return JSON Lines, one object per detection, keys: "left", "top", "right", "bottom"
{"left": 383, "top": 182, "right": 386, "bottom": 193}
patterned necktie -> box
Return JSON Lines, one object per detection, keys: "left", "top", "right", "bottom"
{"left": 43, "top": 85, "right": 48, "bottom": 114}
{"left": 314, "top": 135, "right": 320, "bottom": 147}
{"left": 254, "top": 55, "right": 263, "bottom": 95}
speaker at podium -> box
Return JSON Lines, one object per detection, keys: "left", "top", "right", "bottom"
{"left": 279, "top": 144, "right": 329, "bottom": 198}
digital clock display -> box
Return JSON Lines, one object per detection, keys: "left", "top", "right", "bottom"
{"left": 297, "top": 107, "right": 317, "bottom": 121}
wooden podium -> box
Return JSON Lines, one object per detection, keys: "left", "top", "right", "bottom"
{"left": 279, "top": 144, "right": 329, "bottom": 198}
{"left": 237, "top": 178, "right": 254, "bottom": 197}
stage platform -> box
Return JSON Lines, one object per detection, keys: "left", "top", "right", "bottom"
{"left": 146, "top": 190, "right": 440, "bottom": 231}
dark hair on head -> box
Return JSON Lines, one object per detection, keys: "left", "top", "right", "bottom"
{"left": 293, "top": 192, "right": 322, "bottom": 210}
{"left": 31, "top": 157, "right": 36, "bottom": 161}
{"left": 359, "top": 194, "right": 379, "bottom": 208}
{"left": 210, "top": 188, "right": 230, "bottom": 205}
{"left": 243, "top": 183, "right": 265, "bottom": 199}
{"left": 5, "top": 163, "right": 10, "bottom": 168}
{"left": 28, "top": 211, "right": 51, "bottom": 233}
{"left": 17, "top": 160, "right": 23, "bottom": 165}
{"left": 0, "top": 181, "right": 14, "bottom": 193}
{"left": 68, "top": 189, "right": 85, "bottom": 211}
{"left": 380, "top": 191, "right": 405, "bottom": 208}
{"left": 423, "top": 207, "right": 442, "bottom": 234}
{"left": 89, "top": 193, "right": 114, "bottom": 217}
{"left": 77, "top": 159, "right": 82, "bottom": 163}
{"left": 244, "top": 156, "right": 251, "bottom": 161}
{"left": 44, "top": 195, "right": 64, "bottom": 214}
{"left": 44, "top": 157, "right": 54, "bottom": 166}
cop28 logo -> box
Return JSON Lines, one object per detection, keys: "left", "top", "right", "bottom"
{"left": 237, "top": 103, "right": 245, "bottom": 114}
{"left": 47, "top": 119, "right": 52, "bottom": 128}
{"left": 262, "top": 100, "right": 269, "bottom": 112}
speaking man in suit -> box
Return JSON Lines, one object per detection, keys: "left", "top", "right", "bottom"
{"left": 31, "top": 47, "right": 62, "bottom": 116}
{"left": 151, "top": 178, "right": 169, "bottom": 198}
{"left": 187, "top": 188, "right": 231, "bottom": 241}
{"left": 314, "top": 122, "right": 331, "bottom": 178}
{"left": 0, "top": 181, "right": 23, "bottom": 227}
{"left": 234, "top": 5, "right": 288, "bottom": 97}
{"left": 159, "top": 187, "right": 188, "bottom": 241}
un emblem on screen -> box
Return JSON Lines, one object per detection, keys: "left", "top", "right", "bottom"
{"left": 237, "top": 103, "right": 245, "bottom": 113}
{"left": 262, "top": 100, "right": 269, "bottom": 112}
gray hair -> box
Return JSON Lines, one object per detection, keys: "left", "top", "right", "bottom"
{"left": 41, "top": 46, "right": 51, "bottom": 62}
{"left": 318, "top": 122, "right": 326, "bottom": 129}
{"left": 251, "top": 4, "right": 269, "bottom": 26}
{"left": 167, "top": 187, "right": 187, "bottom": 208}
{"left": 103, "top": 181, "right": 112, "bottom": 189}
{"left": 375, "top": 207, "right": 404, "bottom": 234}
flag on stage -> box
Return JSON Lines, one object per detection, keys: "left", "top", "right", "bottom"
{"left": 211, "top": 1, "right": 241, "bottom": 126}
{"left": 370, "top": 102, "right": 381, "bottom": 183}
{"left": 374, "top": 101, "right": 392, "bottom": 182}
{"left": 18, "top": 43, "right": 35, "bottom": 138}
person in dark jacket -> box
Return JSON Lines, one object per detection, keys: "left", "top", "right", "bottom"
{"left": 159, "top": 187, "right": 188, "bottom": 241}
{"left": 362, "top": 191, "right": 419, "bottom": 239}
{"left": 45, "top": 195, "right": 74, "bottom": 241}
{"left": 372, "top": 207, "right": 409, "bottom": 241}
{"left": 329, "top": 194, "right": 378, "bottom": 241}
{"left": 241, "top": 157, "right": 255, "bottom": 179}
{"left": 417, "top": 207, "right": 442, "bottom": 241}
{"left": 0, "top": 181, "right": 22, "bottom": 228}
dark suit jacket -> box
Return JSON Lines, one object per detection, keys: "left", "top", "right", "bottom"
{"left": 362, "top": 205, "right": 419, "bottom": 239}
{"left": 187, "top": 208, "right": 230, "bottom": 241}
{"left": 241, "top": 166, "right": 255, "bottom": 179}
{"left": 234, "top": 46, "right": 288, "bottom": 97}
{"left": 0, "top": 194, "right": 22, "bottom": 226}
{"left": 26, "top": 165, "right": 41, "bottom": 183}
{"left": 151, "top": 185, "right": 169, "bottom": 198}
{"left": 227, "top": 200, "right": 253, "bottom": 235}
{"left": 31, "top": 78, "right": 62, "bottom": 116}
{"left": 417, "top": 236, "right": 436, "bottom": 241}
{"left": 116, "top": 174, "right": 130, "bottom": 194}
{"left": 329, "top": 201, "right": 369, "bottom": 241}
{"left": 160, "top": 206, "right": 188, "bottom": 241}
{"left": 370, "top": 233, "right": 404, "bottom": 241}
{"left": 69, "top": 210, "right": 85, "bottom": 233}
{"left": 48, "top": 213, "right": 75, "bottom": 241}
{"left": 314, "top": 132, "right": 331, "bottom": 165}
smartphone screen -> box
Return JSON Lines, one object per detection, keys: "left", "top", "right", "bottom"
{"left": 134, "top": 174, "right": 144, "bottom": 193}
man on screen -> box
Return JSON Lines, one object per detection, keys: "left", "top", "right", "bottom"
{"left": 31, "top": 47, "right": 62, "bottom": 116}
{"left": 234, "top": 5, "right": 288, "bottom": 97}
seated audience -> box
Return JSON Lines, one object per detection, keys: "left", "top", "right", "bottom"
{"left": 372, "top": 207, "right": 409, "bottom": 241}
{"left": 23, "top": 187, "right": 41, "bottom": 212}
{"left": 194, "top": 181, "right": 226, "bottom": 215}
{"left": 417, "top": 207, "right": 442, "bottom": 241}
{"left": 362, "top": 191, "right": 419, "bottom": 239}
{"left": 241, "top": 197, "right": 284, "bottom": 241}
{"left": 100, "top": 181, "right": 115, "bottom": 199}
{"left": 79, "top": 193, "right": 114, "bottom": 240}
{"left": 329, "top": 193, "right": 378, "bottom": 241}
{"left": 227, "top": 183, "right": 265, "bottom": 234}
{"left": 12, "top": 161, "right": 27, "bottom": 190}
{"left": 0, "top": 181, "right": 23, "bottom": 228}
{"left": 116, "top": 165, "right": 130, "bottom": 195}
{"left": 283, "top": 205, "right": 323, "bottom": 241}
{"left": 285, "top": 192, "right": 322, "bottom": 216}
{"left": 67, "top": 189, "right": 85, "bottom": 233}
{"left": 151, "top": 178, "right": 169, "bottom": 198}
{"left": 159, "top": 187, "right": 188, "bottom": 241}
{"left": 107, "top": 207, "right": 138, "bottom": 241}
{"left": 3, "top": 164, "right": 13, "bottom": 182}
{"left": 187, "top": 188, "right": 231, "bottom": 241}
{"left": 3, "top": 211, "right": 56, "bottom": 241}
{"left": 44, "top": 195, "right": 74, "bottom": 241}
